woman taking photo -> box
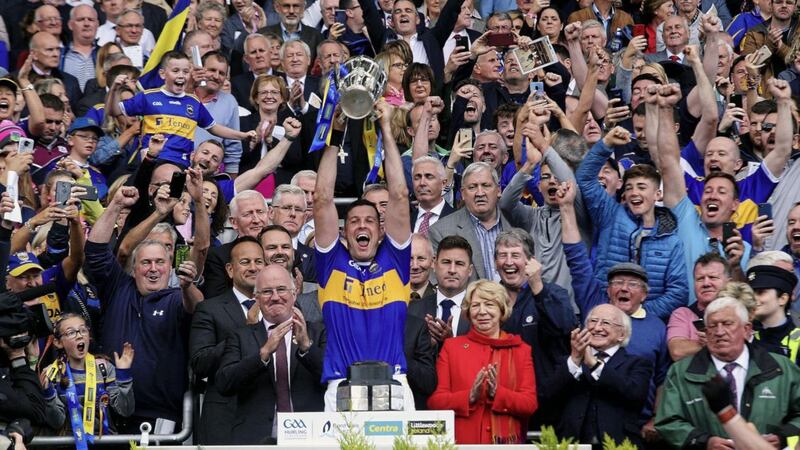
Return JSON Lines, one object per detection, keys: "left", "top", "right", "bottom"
{"left": 428, "top": 280, "right": 537, "bottom": 444}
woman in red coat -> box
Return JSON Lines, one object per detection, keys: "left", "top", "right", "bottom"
{"left": 427, "top": 280, "right": 538, "bottom": 444}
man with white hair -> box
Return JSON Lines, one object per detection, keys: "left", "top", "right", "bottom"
{"left": 203, "top": 190, "right": 269, "bottom": 298}
{"left": 231, "top": 33, "right": 275, "bottom": 112}
{"left": 114, "top": 9, "right": 155, "bottom": 68}
{"left": 292, "top": 170, "right": 317, "bottom": 246}
{"left": 280, "top": 39, "right": 320, "bottom": 113}
{"left": 411, "top": 156, "right": 455, "bottom": 235}
{"left": 656, "top": 296, "right": 800, "bottom": 449}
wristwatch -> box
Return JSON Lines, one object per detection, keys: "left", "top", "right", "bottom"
{"left": 21, "top": 84, "right": 34, "bottom": 92}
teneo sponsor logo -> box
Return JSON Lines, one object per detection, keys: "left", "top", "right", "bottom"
{"left": 407, "top": 420, "right": 446, "bottom": 435}
{"left": 364, "top": 421, "right": 403, "bottom": 436}
{"left": 281, "top": 418, "right": 309, "bottom": 439}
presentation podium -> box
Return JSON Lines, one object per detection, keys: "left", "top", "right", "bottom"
{"left": 276, "top": 410, "right": 455, "bottom": 447}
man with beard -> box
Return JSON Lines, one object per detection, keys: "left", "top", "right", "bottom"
{"left": 577, "top": 126, "right": 688, "bottom": 320}
{"left": 193, "top": 51, "right": 242, "bottom": 176}
{"left": 313, "top": 100, "right": 414, "bottom": 411}
{"left": 493, "top": 228, "right": 576, "bottom": 427}
{"left": 448, "top": 79, "right": 489, "bottom": 140}
{"left": 189, "top": 237, "right": 266, "bottom": 444}
{"left": 260, "top": 224, "right": 320, "bottom": 321}
{"left": 190, "top": 119, "right": 300, "bottom": 204}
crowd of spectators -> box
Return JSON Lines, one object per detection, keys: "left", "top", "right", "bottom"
{"left": 1, "top": 0, "right": 800, "bottom": 447}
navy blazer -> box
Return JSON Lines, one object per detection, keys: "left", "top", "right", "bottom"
{"left": 551, "top": 347, "right": 654, "bottom": 447}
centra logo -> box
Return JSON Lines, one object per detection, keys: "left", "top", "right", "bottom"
{"left": 364, "top": 421, "right": 402, "bottom": 436}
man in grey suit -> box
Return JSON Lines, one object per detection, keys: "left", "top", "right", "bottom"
{"left": 645, "top": 15, "right": 690, "bottom": 64}
{"left": 409, "top": 235, "right": 475, "bottom": 349}
{"left": 189, "top": 236, "right": 266, "bottom": 444}
{"left": 429, "top": 162, "right": 511, "bottom": 280}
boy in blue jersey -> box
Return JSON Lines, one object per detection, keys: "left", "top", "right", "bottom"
{"left": 313, "top": 100, "right": 413, "bottom": 411}
{"left": 105, "top": 51, "right": 257, "bottom": 169}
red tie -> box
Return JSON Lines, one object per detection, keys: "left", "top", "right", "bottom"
{"left": 418, "top": 211, "right": 433, "bottom": 236}
{"left": 669, "top": 55, "right": 680, "bottom": 62}
{"left": 269, "top": 325, "right": 292, "bottom": 412}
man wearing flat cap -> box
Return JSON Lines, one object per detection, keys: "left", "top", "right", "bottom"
{"left": 748, "top": 262, "right": 800, "bottom": 363}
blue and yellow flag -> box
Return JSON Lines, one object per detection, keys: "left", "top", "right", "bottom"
{"left": 138, "top": 0, "right": 191, "bottom": 89}
{"left": 363, "top": 121, "right": 383, "bottom": 186}
{"left": 310, "top": 69, "right": 344, "bottom": 152}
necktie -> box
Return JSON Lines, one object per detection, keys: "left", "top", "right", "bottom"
{"left": 669, "top": 55, "right": 680, "bottom": 62}
{"left": 723, "top": 362, "right": 738, "bottom": 408}
{"left": 440, "top": 299, "right": 456, "bottom": 323}
{"left": 243, "top": 299, "right": 256, "bottom": 311}
{"left": 268, "top": 324, "right": 292, "bottom": 412}
{"left": 595, "top": 351, "right": 609, "bottom": 360}
{"left": 410, "top": 291, "right": 421, "bottom": 301}
{"left": 418, "top": 211, "right": 433, "bottom": 236}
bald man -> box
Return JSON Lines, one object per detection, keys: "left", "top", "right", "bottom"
{"left": 34, "top": 5, "right": 64, "bottom": 37}
{"left": 25, "top": 32, "right": 82, "bottom": 111}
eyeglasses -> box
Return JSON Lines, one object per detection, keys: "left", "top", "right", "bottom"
{"left": 72, "top": 133, "right": 99, "bottom": 142}
{"left": 61, "top": 326, "right": 90, "bottom": 340}
{"left": 275, "top": 204, "right": 305, "bottom": 214}
{"left": 257, "top": 89, "right": 281, "bottom": 98}
{"left": 255, "top": 286, "right": 295, "bottom": 298}
{"left": 587, "top": 317, "right": 623, "bottom": 328}
{"left": 609, "top": 279, "right": 645, "bottom": 290}
{"left": 117, "top": 23, "right": 144, "bottom": 29}
{"left": 391, "top": 62, "right": 408, "bottom": 69}
{"left": 759, "top": 122, "right": 776, "bottom": 132}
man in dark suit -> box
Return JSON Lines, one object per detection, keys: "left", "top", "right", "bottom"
{"left": 410, "top": 233, "right": 437, "bottom": 300}
{"left": 268, "top": 185, "right": 316, "bottom": 283}
{"left": 409, "top": 235, "right": 474, "bottom": 349}
{"left": 259, "top": 224, "right": 317, "bottom": 314}
{"left": 357, "top": 0, "right": 462, "bottom": 93}
{"left": 202, "top": 191, "right": 270, "bottom": 298}
{"left": 280, "top": 39, "right": 321, "bottom": 108}
{"left": 231, "top": 33, "right": 278, "bottom": 113}
{"left": 429, "top": 162, "right": 511, "bottom": 280}
{"left": 262, "top": 0, "right": 323, "bottom": 64}
{"left": 216, "top": 264, "right": 326, "bottom": 445}
{"left": 27, "top": 32, "right": 82, "bottom": 113}
{"left": 551, "top": 304, "right": 653, "bottom": 447}
{"left": 189, "top": 237, "right": 266, "bottom": 444}
{"left": 404, "top": 315, "right": 437, "bottom": 410}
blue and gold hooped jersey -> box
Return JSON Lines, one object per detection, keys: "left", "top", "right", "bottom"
{"left": 120, "top": 89, "right": 215, "bottom": 167}
{"left": 316, "top": 238, "right": 411, "bottom": 382}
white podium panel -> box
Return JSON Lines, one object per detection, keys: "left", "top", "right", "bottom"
{"left": 276, "top": 410, "right": 455, "bottom": 447}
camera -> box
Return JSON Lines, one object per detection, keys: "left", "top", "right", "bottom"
{"left": 0, "top": 284, "right": 56, "bottom": 349}
{"left": 0, "top": 419, "right": 33, "bottom": 450}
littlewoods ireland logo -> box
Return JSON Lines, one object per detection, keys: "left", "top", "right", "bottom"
{"left": 407, "top": 420, "right": 446, "bottom": 435}
{"left": 364, "top": 421, "right": 403, "bottom": 436}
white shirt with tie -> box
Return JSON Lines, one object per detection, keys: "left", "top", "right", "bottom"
{"left": 443, "top": 30, "right": 470, "bottom": 68}
{"left": 567, "top": 345, "right": 620, "bottom": 381}
{"left": 286, "top": 75, "right": 310, "bottom": 114}
{"left": 436, "top": 290, "right": 465, "bottom": 335}
{"left": 711, "top": 347, "right": 749, "bottom": 411}
{"left": 414, "top": 199, "right": 447, "bottom": 233}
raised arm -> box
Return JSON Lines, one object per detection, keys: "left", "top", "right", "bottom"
{"left": 61, "top": 201, "right": 84, "bottom": 283}
{"left": 645, "top": 89, "right": 661, "bottom": 168}
{"left": 88, "top": 186, "right": 140, "bottom": 245}
{"left": 186, "top": 167, "right": 210, "bottom": 272}
{"left": 377, "top": 100, "right": 411, "bottom": 243}
{"left": 686, "top": 39, "right": 720, "bottom": 152}
{"left": 17, "top": 56, "right": 45, "bottom": 136}
{"left": 762, "top": 79, "right": 794, "bottom": 177}
{"left": 234, "top": 118, "right": 300, "bottom": 192}
{"left": 657, "top": 84, "right": 687, "bottom": 209}
{"left": 313, "top": 111, "right": 344, "bottom": 249}
{"left": 116, "top": 184, "right": 177, "bottom": 266}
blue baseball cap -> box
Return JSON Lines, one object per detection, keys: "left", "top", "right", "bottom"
{"left": 7, "top": 252, "right": 44, "bottom": 277}
{"left": 67, "top": 117, "right": 105, "bottom": 137}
